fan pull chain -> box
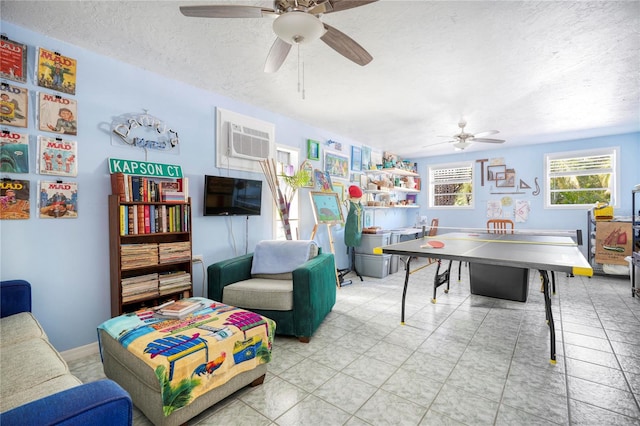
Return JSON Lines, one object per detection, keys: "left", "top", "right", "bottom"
{"left": 296, "top": 44, "right": 306, "bottom": 100}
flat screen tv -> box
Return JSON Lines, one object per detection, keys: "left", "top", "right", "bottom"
{"left": 203, "top": 175, "right": 263, "bottom": 216}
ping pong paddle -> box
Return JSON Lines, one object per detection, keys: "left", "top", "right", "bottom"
{"left": 421, "top": 240, "right": 445, "bottom": 248}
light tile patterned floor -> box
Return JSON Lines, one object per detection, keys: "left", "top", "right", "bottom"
{"left": 69, "top": 259, "right": 640, "bottom": 425}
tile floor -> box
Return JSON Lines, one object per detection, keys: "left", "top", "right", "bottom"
{"left": 70, "top": 259, "right": 640, "bottom": 425}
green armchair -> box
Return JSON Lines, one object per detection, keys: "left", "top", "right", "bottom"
{"left": 207, "top": 247, "right": 337, "bottom": 342}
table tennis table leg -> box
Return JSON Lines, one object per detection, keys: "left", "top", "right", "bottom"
{"left": 432, "top": 260, "right": 453, "bottom": 304}
{"left": 401, "top": 257, "right": 412, "bottom": 325}
{"left": 540, "top": 270, "right": 556, "bottom": 364}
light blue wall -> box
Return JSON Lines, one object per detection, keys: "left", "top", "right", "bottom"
{"left": 413, "top": 133, "right": 640, "bottom": 259}
{"left": 1, "top": 21, "right": 637, "bottom": 351}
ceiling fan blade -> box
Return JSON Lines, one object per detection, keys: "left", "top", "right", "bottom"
{"left": 320, "top": 24, "right": 372, "bottom": 66}
{"left": 179, "top": 5, "right": 274, "bottom": 18}
{"left": 264, "top": 38, "right": 292, "bottom": 73}
{"left": 422, "top": 140, "right": 454, "bottom": 148}
{"left": 472, "top": 138, "right": 505, "bottom": 144}
{"left": 473, "top": 130, "right": 499, "bottom": 138}
{"left": 324, "top": 0, "right": 379, "bottom": 14}
{"left": 309, "top": 1, "right": 334, "bottom": 15}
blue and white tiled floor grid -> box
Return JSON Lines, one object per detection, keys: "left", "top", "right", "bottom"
{"left": 70, "top": 259, "right": 640, "bottom": 425}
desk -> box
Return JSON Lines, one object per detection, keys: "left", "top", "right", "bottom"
{"left": 381, "top": 232, "right": 592, "bottom": 363}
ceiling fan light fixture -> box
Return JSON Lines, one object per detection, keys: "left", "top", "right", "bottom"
{"left": 273, "top": 11, "right": 326, "bottom": 45}
{"left": 453, "top": 141, "right": 472, "bottom": 150}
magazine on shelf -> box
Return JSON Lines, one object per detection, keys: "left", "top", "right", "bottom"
{"left": 38, "top": 180, "right": 78, "bottom": 219}
{"left": 0, "top": 36, "right": 27, "bottom": 83}
{"left": 0, "top": 83, "right": 28, "bottom": 128}
{"left": 36, "top": 47, "right": 77, "bottom": 95}
{"left": 38, "top": 92, "right": 77, "bottom": 136}
{"left": 37, "top": 135, "right": 77, "bottom": 177}
{"left": 1, "top": 179, "right": 30, "bottom": 220}
{"left": 0, "top": 131, "right": 29, "bottom": 173}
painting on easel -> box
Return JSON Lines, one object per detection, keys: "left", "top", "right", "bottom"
{"left": 309, "top": 191, "right": 344, "bottom": 225}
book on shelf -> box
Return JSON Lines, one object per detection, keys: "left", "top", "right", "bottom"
{"left": 156, "top": 299, "right": 203, "bottom": 318}
{"left": 111, "top": 174, "right": 190, "bottom": 203}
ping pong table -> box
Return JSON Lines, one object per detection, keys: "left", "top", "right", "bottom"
{"left": 380, "top": 231, "right": 593, "bottom": 363}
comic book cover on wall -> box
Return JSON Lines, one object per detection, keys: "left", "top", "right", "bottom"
{"left": 0, "top": 83, "right": 28, "bottom": 128}
{"left": 0, "top": 131, "right": 29, "bottom": 173}
{"left": 38, "top": 92, "right": 77, "bottom": 136}
{"left": 1, "top": 179, "right": 30, "bottom": 220}
{"left": 38, "top": 135, "right": 77, "bottom": 177}
{"left": 36, "top": 47, "right": 77, "bottom": 95}
{"left": 0, "top": 37, "right": 27, "bottom": 83}
{"left": 39, "top": 180, "right": 78, "bottom": 219}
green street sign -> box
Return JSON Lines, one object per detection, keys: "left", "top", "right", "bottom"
{"left": 108, "top": 158, "right": 183, "bottom": 178}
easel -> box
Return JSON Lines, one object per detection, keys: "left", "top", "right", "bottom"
{"left": 310, "top": 223, "right": 342, "bottom": 288}
{"left": 308, "top": 191, "right": 347, "bottom": 288}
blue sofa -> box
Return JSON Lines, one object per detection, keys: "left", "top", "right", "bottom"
{"left": 0, "top": 280, "right": 133, "bottom": 426}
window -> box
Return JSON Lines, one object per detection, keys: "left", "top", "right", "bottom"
{"left": 545, "top": 147, "right": 618, "bottom": 208}
{"left": 429, "top": 162, "right": 473, "bottom": 208}
{"left": 273, "top": 145, "right": 300, "bottom": 239}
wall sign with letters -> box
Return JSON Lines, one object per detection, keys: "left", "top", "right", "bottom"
{"left": 111, "top": 111, "right": 180, "bottom": 154}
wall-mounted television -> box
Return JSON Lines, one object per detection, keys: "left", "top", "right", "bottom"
{"left": 203, "top": 175, "right": 263, "bottom": 216}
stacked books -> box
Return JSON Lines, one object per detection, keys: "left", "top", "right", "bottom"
{"left": 158, "top": 271, "right": 192, "bottom": 295}
{"left": 121, "top": 243, "right": 159, "bottom": 269}
{"left": 156, "top": 299, "right": 204, "bottom": 318}
{"left": 159, "top": 242, "right": 191, "bottom": 264}
{"left": 121, "top": 273, "right": 159, "bottom": 302}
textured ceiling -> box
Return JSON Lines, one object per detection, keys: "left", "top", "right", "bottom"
{"left": 2, "top": 0, "right": 639, "bottom": 157}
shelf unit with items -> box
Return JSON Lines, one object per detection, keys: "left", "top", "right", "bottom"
{"left": 632, "top": 188, "right": 640, "bottom": 297}
{"left": 108, "top": 194, "right": 193, "bottom": 317}
{"left": 362, "top": 168, "right": 421, "bottom": 208}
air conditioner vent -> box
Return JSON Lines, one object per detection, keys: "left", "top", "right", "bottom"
{"left": 229, "top": 123, "right": 270, "bottom": 161}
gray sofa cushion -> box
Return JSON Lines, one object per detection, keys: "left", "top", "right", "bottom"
{"left": 222, "top": 278, "right": 293, "bottom": 311}
{"left": 0, "top": 337, "right": 81, "bottom": 412}
{"left": 0, "top": 312, "right": 47, "bottom": 347}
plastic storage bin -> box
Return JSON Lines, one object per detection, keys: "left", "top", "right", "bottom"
{"left": 469, "top": 263, "right": 529, "bottom": 302}
{"left": 355, "top": 233, "right": 391, "bottom": 255}
{"left": 355, "top": 253, "right": 391, "bottom": 278}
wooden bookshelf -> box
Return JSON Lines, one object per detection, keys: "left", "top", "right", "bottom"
{"left": 108, "top": 194, "right": 193, "bottom": 316}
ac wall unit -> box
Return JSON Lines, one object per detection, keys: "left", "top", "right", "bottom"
{"left": 228, "top": 122, "right": 271, "bottom": 161}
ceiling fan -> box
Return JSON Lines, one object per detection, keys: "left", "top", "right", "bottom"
{"left": 180, "top": 0, "right": 377, "bottom": 73}
{"left": 436, "top": 120, "right": 505, "bottom": 151}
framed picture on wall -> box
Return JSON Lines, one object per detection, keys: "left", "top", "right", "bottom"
{"left": 496, "top": 169, "right": 516, "bottom": 187}
{"left": 314, "top": 169, "right": 333, "bottom": 192}
{"left": 361, "top": 146, "right": 372, "bottom": 171}
{"left": 307, "top": 139, "right": 320, "bottom": 160}
{"left": 332, "top": 181, "right": 345, "bottom": 202}
{"left": 324, "top": 151, "right": 349, "bottom": 178}
{"left": 487, "top": 164, "right": 506, "bottom": 181}
{"left": 351, "top": 146, "right": 362, "bottom": 171}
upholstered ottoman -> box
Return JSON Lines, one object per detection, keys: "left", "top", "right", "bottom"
{"left": 99, "top": 298, "right": 274, "bottom": 426}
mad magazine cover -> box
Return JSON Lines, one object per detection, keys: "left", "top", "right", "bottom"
{"left": 0, "top": 83, "right": 28, "bottom": 128}
{"left": 1, "top": 179, "right": 29, "bottom": 220}
{"left": 0, "top": 36, "right": 27, "bottom": 83}
{"left": 38, "top": 92, "right": 77, "bottom": 136}
{"left": 37, "top": 47, "right": 77, "bottom": 95}
{"left": 39, "top": 180, "right": 77, "bottom": 219}
{"left": 1, "top": 131, "right": 29, "bottom": 173}
{"left": 38, "top": 135, "right": 77, "bottom": 177}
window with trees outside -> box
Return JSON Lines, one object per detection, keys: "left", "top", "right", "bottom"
{"left": 545, "top": 147, "right": 618, "bottom": 208}
{"left": 429, "top": 162, "right": 474, "bottom": 208}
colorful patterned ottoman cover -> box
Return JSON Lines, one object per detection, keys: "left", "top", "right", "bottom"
{"left": 98, "top": 297, "right": 275, "bottom": 426}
